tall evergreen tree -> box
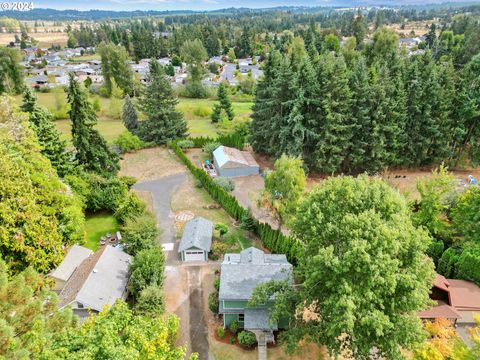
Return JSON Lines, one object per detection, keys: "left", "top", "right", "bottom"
{"left": 21, "top": 88, "right": 73, "bottom": 176}
{"left": 67, "top": 74, "right": 119, "bottom": 174}
{"left": 345, "top": 56, "right": 373, "bottom": 172}
{"left": 404, "top": 53, "right": 441, "bottom": 166}
{"left": 122, "top": 94, "right": 139, "bottom": 132}
{"left": 250, "top": 50, "right": 282, "bottom": 154}
{"left": 137, "top": 60, "right": 188, "bottom": 144}
{"left": 211, "top": 82, "right": 234, "bottom": 123}
{"left": 311, "top": 53, "right": 352, "bottom": 173}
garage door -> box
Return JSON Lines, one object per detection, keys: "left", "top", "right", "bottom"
{"left": 184, "top": 250, "right": 205, "bottom": 262}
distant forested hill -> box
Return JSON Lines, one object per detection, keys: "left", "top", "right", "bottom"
{"left": 3, "top": 2, "right": 480, "bottom": 20}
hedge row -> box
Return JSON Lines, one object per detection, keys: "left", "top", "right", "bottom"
{"left": 189, "top": 132, "right": 245, "bottom": 150}
{"left": 170, "top": 141, "right": 301, "bottom": 264}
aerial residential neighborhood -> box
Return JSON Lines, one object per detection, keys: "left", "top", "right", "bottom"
{"left": 1, "top": 1, "right": 480, "bottom": 360}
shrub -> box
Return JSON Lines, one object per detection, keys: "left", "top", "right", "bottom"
{"left": 230, "top": 336, "right": 236, "bottom": 344}
{"left": 213, "top": 177, "right": 235, "bottom": 192}
{"left": 114, "top": 192, "right": 147, "bottom": 224}
{"left": 214, "top": 277, "right": 220, "bottom": 292}
{"left": 229, "top": 320, "right": 239, "bottom": 335}
{"left": 83, "top": 173, "right": 128, "bottom": 212}
{"left": 216, "top": 326, "right": 225, "bottom": 339}
{"left": 193, "top": 105, "right": 213, "bottom": 117}
{"left": 122, "top": 213, "right": 159, "bottom": 256}
{"left": 202, "top": 142, "right": 221, "bottom": 156}
{"left": 119, "top": 175, "right": 137, "bottom": 188}
{"left": 240, "top": 211, "right": 257, "bottom": 232}
{"left": 215, "top": 223, "right": 229, "bottom": 238}
{"left": 135, "top": 284, "right": 165, "bottom": 315}
{"left": 129, "top": 247, "right": 166, "bottom": 297}
{"left": 177, "top": 140, "right": 194, "bottom": 150}
{"left": 194, "top": 179, "right": 203, "bottom": 188}
{"left": 237, "top": 330, "right": 257, "bottom": 347}
{"left": 115, "top": 130, "right": 145, "bottom": 153}
{"left": 210, "top": 241, "right": 229, "bottom": 260}
{"left": 208, "top": 291, "right": 219, "bottom": 314}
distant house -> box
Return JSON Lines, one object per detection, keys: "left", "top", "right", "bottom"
{"left": 418, "top": 273, "right": 480, "bottom": 324}
{"left": 50, "top": 244, "right": 93, "bottom": 291}
{"left": 54, "top": 245, "right": 132, "bottom": 319}
{"left": 178, "top": 217, "right": 213, "bottom": 262}
{"left": 219, "top": 247, "right": 292, "bottom": 336}
{"left": 213, "top": 145, "right": 259, "bottom": 178}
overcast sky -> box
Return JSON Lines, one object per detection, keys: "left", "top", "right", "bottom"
{"left": 32, "top": 0, "right": 334, "bottom": 11}
{"left": 30, "top": 0, "right": 477, "bottom": 11}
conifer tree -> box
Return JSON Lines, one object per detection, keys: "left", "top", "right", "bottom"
{"left": 137, "top": 60, "right": 188, "bottom": 144}
{"left": 67, "top": 74, "right": 119, "bottom": 174}
{"left": 312, "top": 53, "right": 352, "bottom": 173}
{"left": 346, "top": 56, "right": 373, "bottom": 172}
{"left": 21, "top": 88, "right": 73, "bottom": 176}
{"left": 269, "top": 57, "right": 298, "bottom": 157}
{"left": 211, "top": 82, "right": 234, "bottom": 123}
{"left": 250, "top": 50, "right": 282, "bottom": 154}
{"left": 404, "top": 54, "right": 440, "bottom": 166}
{"left": 122, "top": 94, "right": 138, "bottom": 132}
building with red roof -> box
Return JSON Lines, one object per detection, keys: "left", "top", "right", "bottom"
{"left": 419, "top": 273, "right": 480, "bottom": 324}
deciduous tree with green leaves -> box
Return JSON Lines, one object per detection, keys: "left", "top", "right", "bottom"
{"left": 253, "top": 176, "right": 435, "bottom": 359}
{"left": 0, "top": 97, "right": 84, "bottom": 273}
{"left": 261, "top": 155, "right": 306, "bottom": 228}
{"left": 0, "top": 258, "right": 77, "bottom": 359}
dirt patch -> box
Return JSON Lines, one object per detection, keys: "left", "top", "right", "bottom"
{"left": 119, "top": 147, "right": 185, "bottom": 182}
{"left": 185, "top": 148, "right": 208, "bottom": 168}
{"left": 172, "top": 174, "right": 234, "bottom": 227}
{"left": 249, "top": 150, "right": 275, "bottom": 172}
{"left": 164, "top": 265, "right": 190, "bottom": 349}
{"left": 306, "top": 167, "right": 480, "bottom": 200}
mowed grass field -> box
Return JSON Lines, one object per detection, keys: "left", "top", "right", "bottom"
{"left": 13, "top": 92, "right": 253, "bottom": 142}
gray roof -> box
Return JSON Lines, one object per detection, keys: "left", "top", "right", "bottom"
{"left": 59, "top": 245, "right": 132, "bottom": 312}
{"left": 213, "top": 145, "right": 259, "bottom": 169}
{"left": 219, "top": 247, "right": 292, "bottom": 300}
{"left": 244, "top": 308, "right": 278, "bottom": 331}
{"left": 178, "top": 217, "right": 213, "bottom": 253}
{"left": 50, "top": 244, "right": 93, "bottom": 282}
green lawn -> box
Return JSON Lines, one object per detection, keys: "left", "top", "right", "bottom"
{"left": 84, "top": 213, "right": 120, "bottom": 251}
{"left": 13, "top": 92, "right": 253, "bottom": 141}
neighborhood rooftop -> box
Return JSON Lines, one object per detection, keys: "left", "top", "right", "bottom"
{"left": 50, "top": 244, "right": 93, "bottom": 282}
{"left": 219, "top": 247, "right": 292, "bottom": 300}
{"left": 178, "top": 217, "right": 214, "bottom": 253}
{"left": 59, "top": 245, "right": 132, "bottom": 312}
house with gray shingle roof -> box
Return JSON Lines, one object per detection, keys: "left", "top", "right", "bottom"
{"left": 219, "top": 247, "right": 292, "bottom": 334}
{"left": 178, "top": 217, "right": 213, "bottom": 262}
{"left": 55, "top": 245, "right": 132, "bottom": 320}
{"left": 49, "top": 244, "right": 93, "bottom": 291}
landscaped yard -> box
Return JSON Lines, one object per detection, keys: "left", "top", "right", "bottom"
{"left": 84, "top": 213, "right": 119, "bottom": 251}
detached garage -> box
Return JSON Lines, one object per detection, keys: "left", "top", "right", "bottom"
{"left": 213, "top": 145, "right": 259, "bottom": 178}
{"left": 179, "top": 217, "right": 214, "bottom": 262}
